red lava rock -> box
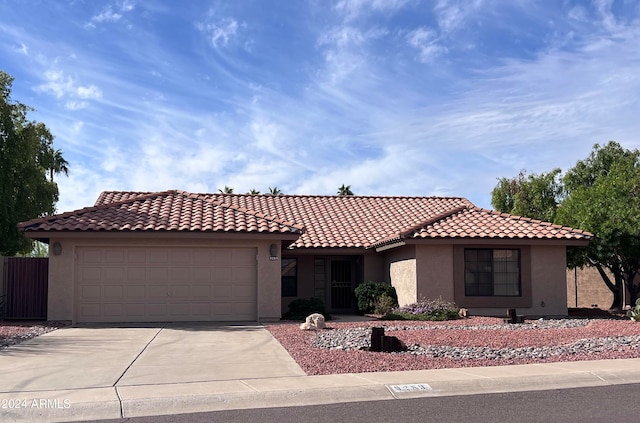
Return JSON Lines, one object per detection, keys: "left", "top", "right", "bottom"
{"left": 265, "top": 317, "right": 640, "bottom": 375}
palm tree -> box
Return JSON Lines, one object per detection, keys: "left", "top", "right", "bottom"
{"left": 268, "top": 186, "right": 282, "bottom": 195}
{"left": 42, "top": 148, "right": 69, "bottom": 182}
{"left": 247, "top": 189, "right": 260, "bottom": 195}
{"left": 337, "top": 184, "right": 354, "bottom": 196}
{"left": 218, "top": 186, "right": 234, "bottom": 194}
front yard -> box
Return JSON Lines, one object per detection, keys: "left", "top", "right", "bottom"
{"left": 266, "top": 312, "right": 640, "bottom": 375}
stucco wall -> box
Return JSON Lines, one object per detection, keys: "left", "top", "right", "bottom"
{"left": 528, "top": 245, "right": 568, "bottom": 316}
{"left": 566, "top": 267, "right": 614, "bottom": 309}
{"left": 47, "top": 236, "right": 282, "bottom": 323}
{"left": 463, "top": 245, "right": 568, "bottom": 317}
{"left": 415, "top": 244, "right": 455, "bottom": 302}
{"left": 385, "top": 245, "right": 417, "bottom": 306}
{"left": 363, "top": 253, "right": 385, "bottom": 283}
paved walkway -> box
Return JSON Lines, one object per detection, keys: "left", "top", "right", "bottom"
{"left": 1, "top": 322, "right": 640, "bottom": 423}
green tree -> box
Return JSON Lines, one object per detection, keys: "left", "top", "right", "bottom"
{"left": 337, "top": 184, "right": 354, "bottom": 196}
{"left": 491, "top": 141, "right": 640, "bottom": 309}
{"left": 42, "top": 148, "right": 69, "bottom": 182}
{"left": 556, "top": 142, "right": 640, "bottom": 308}
{"left": 247, "top": 188, "right": 260, "bottom": 195}
{"left": 491, "top": 169, "right": 562, "bottom": 222}
{"left": 0, "top": 70, "right": 66, "bottom": 255}
{"left": 267, "top": 186, "right": 282, "bottom": 195}
{"left": 218, "top": 186, "right": 234, "bottom": 194}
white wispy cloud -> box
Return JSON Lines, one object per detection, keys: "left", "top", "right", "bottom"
{"left": 197, "top": 16, "right": 241, "bottom": 48}
{"left": 4, "top": 0, "right": 640, "bottom": 214}
{"left": 334, "top": 0, "right": 411, "bottom": 21}
{"left": 406, "top": 27, "right": 446, "bottom": 63}
{"left": 86, "top": 0, "right": 135, "bottom": 27}
{"left": 36, "top": 68, "right": 103, "bottom": 109}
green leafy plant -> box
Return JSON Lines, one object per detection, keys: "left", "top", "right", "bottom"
{"left": 627, "top": 299, "right": 640, "bottom": 322}
{"left": 354, "top": 281, "right": 398, "bottom": 314}
{"left": 282, "top": 297, "right": 329, "bottom": 321}
{"left": 382, "top": 297, "right": 460, "bottom": 321}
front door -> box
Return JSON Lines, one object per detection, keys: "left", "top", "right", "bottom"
{"left": 330, "top": 259, "right": 355, "bottom": 312}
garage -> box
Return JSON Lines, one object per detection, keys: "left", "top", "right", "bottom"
{"left": 75, "top": 246, "right": 257, "bottom": 323}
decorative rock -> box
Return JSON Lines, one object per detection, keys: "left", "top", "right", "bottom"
{"left": 300, "top": 313, "right": 326, "bottom": 330}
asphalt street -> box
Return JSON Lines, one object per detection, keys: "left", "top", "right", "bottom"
{"left": 85, "top": 383, "right": 639, "bottom": 423}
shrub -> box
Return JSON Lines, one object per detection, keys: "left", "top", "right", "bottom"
{"left": 382, "top": 297, "right": 460, "bottom": 321}
{"left": 282, "top": 297, "right": 329, "bottom": 321}
{"left": 373, "top": 294, "right": 397, "bottom": 315}
{"left": 354, "top": 281, "right": 398, "bottom": 314}
{"left": 627, "top": 298, "right": 640, "bottom": 322}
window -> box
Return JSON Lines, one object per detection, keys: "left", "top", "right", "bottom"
{"left": 464, "top": 249, "right": 520, "bottom": 296}
{"left": 281, "top": 258, "right": 297, "bottom": 297}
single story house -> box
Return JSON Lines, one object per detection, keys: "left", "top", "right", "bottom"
{"left": 19, "top": 190, "right": 592, "bottom": 323}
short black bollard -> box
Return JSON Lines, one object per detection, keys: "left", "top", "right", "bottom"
{"left": 370, "top": 327, "right": 384, "bottom": 352}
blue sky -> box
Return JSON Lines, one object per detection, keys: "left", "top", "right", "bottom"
{"left": 1, "top": 0, "right": 639, "bottom": 213}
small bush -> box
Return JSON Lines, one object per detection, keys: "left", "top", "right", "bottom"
{"left": 354, "top": 281, "right": 398, "bottom": 314}
{"left": 627, "top": 298, "right": 640, "bottom": 322}
{"left": 373, "top": 294, "right": 397, "bottom": 315}
{"left": 282, "top": 297, "right": 329, "bottom": 321}
{"left": 382, "top": 297, "right": 460, "bottom": 321}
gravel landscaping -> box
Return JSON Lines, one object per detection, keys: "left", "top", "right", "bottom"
{"left": 266, "top": 315, "right": 640, "bottom": 375}
{"left": 0, "top": 321, "right": 69, "bottom": 350}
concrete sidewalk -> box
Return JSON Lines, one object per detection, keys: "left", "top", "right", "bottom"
{"left": 1, "top": 323, "right": 640, "bottom": 422}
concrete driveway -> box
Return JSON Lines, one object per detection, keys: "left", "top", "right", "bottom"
{"left": 0, "top": 322, "right": 305, "bottom": 393}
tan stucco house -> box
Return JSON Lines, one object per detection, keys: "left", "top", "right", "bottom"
{"left": 19, "top": 190, "right": 592, "bottom": 323}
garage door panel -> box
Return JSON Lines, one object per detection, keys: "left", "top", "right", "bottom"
{"left": 80, "top": 267, "right": 101, "bottom": 281}
{"left": 169, "top": 285, "right": 189, "bottom": 297}
{"left": 79, "top": 303, "right": 101, "bottom": 318}
{"left": 104, "top": 286, "right": 123, "bottom": 298}
{"left": 147, "top": 285, "right": 167, "bottom": 298}
{"left": 168, "top": 249, "right": 191, "bottom": 265}
{"left": 127, "top": 285, "right": 145, "bottom": 298}
{"left": 191, "top": 285, "right": 210, "bottom": 298}
{"left": 125, "top": 249, "right": 147, "bottom": 264}
{"left": 127, "top": 268, "right": 146, "bottom": 281}
{"left": 75, "top": 246, "right": 257, "bottom": 322}
{"left": 105, "top": 250, "right": 125, "bottom": 264}
{"left": 232, "top": 250, "right": 256, "bottom": 264}
{"left": 147, "top": 303, "right": 167, "bottom": 316}
{"left": 104, "top": 268, "right": 124, "bottom": 281}
{"left": 148, "top": 250, "right": 168, "bottom": 263}
{"left": 148, "top": 267, "right": 169, "bottom": 281}
{"left": 191, "top": 267, "right": 212, "bottom": 282}
{"left": 168, "top": 303, "right": 190, "bottom": 316}
{"left": 103, "top": 303, "right": 123, "bottom": 317}
{"left": 126, "top": 304, "right": 145, "bottom": 316}
{"left": 79, "top": 248, "right": 102, "bottom": 263}
{"left": 80, "top": 285, "right": 101, "bottom": 299}
{"left": 233, "top": 267, "right": 255, "bottom": 282}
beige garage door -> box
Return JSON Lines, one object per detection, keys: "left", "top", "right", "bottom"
{"left": 75, "top": 246, "right": 257, "bottom": 323}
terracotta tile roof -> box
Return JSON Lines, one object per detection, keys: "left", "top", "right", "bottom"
{"left": 19, "top": 190, "right": 303, "bottom": 235}
{"left": 21, "top": 190, "right": 593, "bottom": 248}
{"left": 378, "top": 207, "right": 593, "bottom": 246}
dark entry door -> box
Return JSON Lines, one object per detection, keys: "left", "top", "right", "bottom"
{"left": 330, "top": 259, "right": 354, "bottom": 312}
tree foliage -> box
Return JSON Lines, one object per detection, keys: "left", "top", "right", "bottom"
{"left": 491, "top": 141, "right": 640, "bottom": 308}
{"left": 337, "top": 184, "right": 354, "bottom": 196}
{"left": 491, "top": 169, "right": 562, "bottom": 222}
{"left": 268, "top": 186, "right": 283, "bottom": 195}
{"left": 556, "top": 142, "right": 640, "bottom": 308}
{"left": 0, "top": 70, "right": 67, "bottom": 255}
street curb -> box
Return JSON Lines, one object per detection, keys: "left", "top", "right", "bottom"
{"left": 4, "top": 359, "right": 640, "bottom": 422}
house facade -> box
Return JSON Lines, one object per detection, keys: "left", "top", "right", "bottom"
{"left": 19, "top": 190, "right": 592, "bottom": 323}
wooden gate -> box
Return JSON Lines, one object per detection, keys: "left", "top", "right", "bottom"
{"left": 2, "top": 257, "right": 48, "bottom": 320}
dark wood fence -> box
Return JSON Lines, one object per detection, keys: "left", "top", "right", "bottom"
{"left": 2, "top": 257, "right": 48, "bottom": 320}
